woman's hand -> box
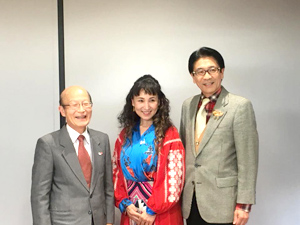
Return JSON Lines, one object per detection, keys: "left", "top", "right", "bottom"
{"left": 138, "top": 210, "right": 156, "bottom": 225}
{"left": 125, "top": 204, "right": 141, "bottom": 223}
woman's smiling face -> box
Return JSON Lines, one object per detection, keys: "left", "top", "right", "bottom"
{"left": 131, "top": 89, "right": 159, "bottom": 125}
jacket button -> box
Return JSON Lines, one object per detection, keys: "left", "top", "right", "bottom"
{"left": 192, "top": 181, "right": 195, "bottom": 185}
{"left": 88, "top": 210, "right": 92, "bottom": 215}
{"left": 194, "top": 163, "right": 201, "bottom": 168}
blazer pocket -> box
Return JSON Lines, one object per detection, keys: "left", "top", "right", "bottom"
{"left": 213, "top": 126, "right": 232, "bottom": 135}
{"left": 216, "top": 176, "right": 238, "bottom": 188}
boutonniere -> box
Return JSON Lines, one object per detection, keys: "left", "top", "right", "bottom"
{"left": 212, "top": 110, "right": 223, "bottom": 120}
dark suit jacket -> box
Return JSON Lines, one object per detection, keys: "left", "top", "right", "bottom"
{"left": 180, "top": 87, "right": 258, "bottom": 223}
{"left": 31, "top": 126, "right": 114, "bottom": 225}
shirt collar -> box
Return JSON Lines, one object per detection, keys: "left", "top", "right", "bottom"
{"left": 133, "top": 120, "right": 155, "bottom": 135}
{"left": 200, "top": 86, "right": 222, "bottom": 102}
{"left": 66, "top": 124, "right": 90, "bottom": 144}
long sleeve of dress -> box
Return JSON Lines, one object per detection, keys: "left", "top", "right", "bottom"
{"left": 112, "top": 129, "right": 129, "bottom": 209}
{"left": 146, "top": 126, "right": 185, "bottom": 214}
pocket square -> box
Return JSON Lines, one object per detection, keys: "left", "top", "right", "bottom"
{"left": 98, "top": 152, "right": 103, "bottom": 156}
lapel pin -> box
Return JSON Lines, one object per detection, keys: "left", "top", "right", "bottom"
{"left": 98, "top": 152, "right": 103, "bottom": 156}
{"left": 212, "top": 110, "right": 224, "bottom": 120}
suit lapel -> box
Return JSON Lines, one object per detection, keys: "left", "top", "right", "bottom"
{"left": 189, "top": 95, "right": 201, "bottom": 157}
{"left": 89, "top": 129, "right": 104, "bottom": 194}
{"left": 196, "top": 88, "right": 229, "bottom": 156}
{"left": 60, "top": 126, "right": 89, "bottom": 191}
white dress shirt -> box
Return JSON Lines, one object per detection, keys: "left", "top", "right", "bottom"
{"left": 66, "top": 125, "right": 93, "bottom": 161}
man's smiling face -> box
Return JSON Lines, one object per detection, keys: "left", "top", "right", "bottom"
{"left": 191, "top": 57, "right": 224, "bottom": 97}
{"left": 59, "top": 86, "right": 92, "bottom": 134}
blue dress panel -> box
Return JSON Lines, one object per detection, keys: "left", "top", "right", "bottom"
{"left": 119, "top": 122, "right": 158, "bottom": 215}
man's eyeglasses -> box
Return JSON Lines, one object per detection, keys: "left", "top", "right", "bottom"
{"left": 62, "top": 102, "right": 93, "bottom": 110}
{"left": 192, "top": 67, "right": 220, "bottom": 77}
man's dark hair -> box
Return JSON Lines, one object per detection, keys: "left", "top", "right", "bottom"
{"left": 188, "top": 47, "right": 225, "bottom": 74}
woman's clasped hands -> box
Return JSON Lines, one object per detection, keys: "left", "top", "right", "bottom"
{"left": 126, "top": 204, "right": 156, "bottom": 225}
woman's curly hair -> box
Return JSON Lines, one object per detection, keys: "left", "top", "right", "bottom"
{"left": 118, "top": 74, "right": 173, "bottom": 154}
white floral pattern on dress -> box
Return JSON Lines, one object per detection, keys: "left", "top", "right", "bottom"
{"left": 167, "top": 149, "right": 184, "bottom": 202}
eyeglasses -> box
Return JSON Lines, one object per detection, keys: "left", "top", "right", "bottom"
{"left": 62, "top": 101, "right": 93, "bottom": 110}
{"left": 192, "top": 67, "right": 220, "bottom": 77}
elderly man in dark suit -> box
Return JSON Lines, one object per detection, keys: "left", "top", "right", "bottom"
{"left": 180, "top": 47, "right": 258, "bottom": 225}
{"left": 31, "top": 85, "right": 114, "bottom": 225}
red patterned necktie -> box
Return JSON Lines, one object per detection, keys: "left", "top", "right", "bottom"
{"left": 77, "top": 135, "right": 92, "bottom": 188}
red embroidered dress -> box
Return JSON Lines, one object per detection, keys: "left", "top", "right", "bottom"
{"left": 113, "top": 125, "right": 185, "bottom": 225}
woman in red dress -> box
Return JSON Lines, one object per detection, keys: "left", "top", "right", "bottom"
{"left": 113, "top": 75, "right": 185, "bottom": 225}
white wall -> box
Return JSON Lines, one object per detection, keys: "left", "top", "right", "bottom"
{"left": 64, "top": 0, "right": 300, "bottom": 224}
{"left": 0, "top": 0, "right": 59, "bottom": 224}
{"left": 1, "top": 0, "right": 299, "bottom": 224}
